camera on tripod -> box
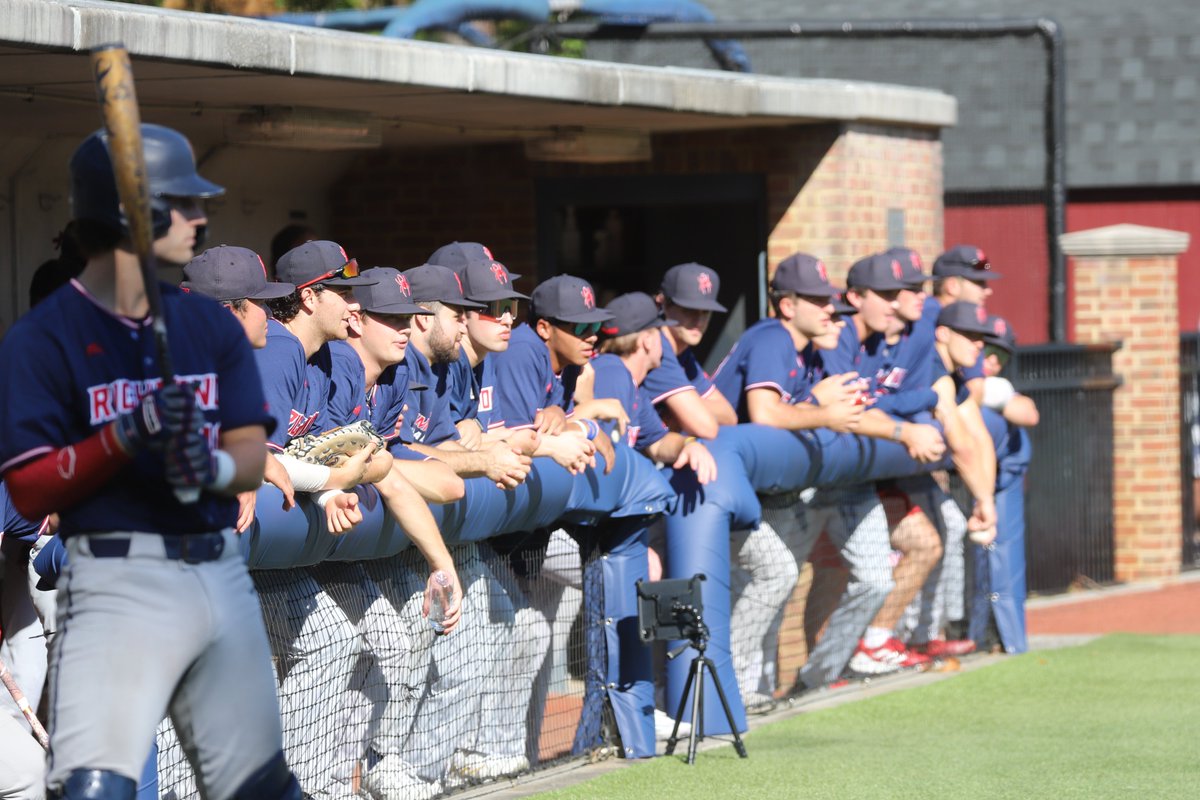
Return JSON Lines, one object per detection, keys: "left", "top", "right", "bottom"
{"left": 634, "top": 573, "right": 747, "bottom": 764}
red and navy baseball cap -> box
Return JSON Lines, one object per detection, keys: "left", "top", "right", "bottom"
{"left": 276, "top": 240, "right": 376, "bottom": 289}
{"left": 932, "top": 245, "right": 1002, "bottom": 281}
{"left": 602, "top": 292, "right": 678, "bottom": 337}
{"left": 885, "top": 246, "right": 927, "bottom": 289}
{"left": 770, "top": 253, "right": 836, "bottom": 297}
{"left": 660, "top": 262, "right": 728, "bottom": 313}
{"left": 531, "top": 275, "right": 613, "bottom": 323}
{"left": 427, "top": 241, "right": 523, "bottom": 279}
{"left": 936, "top": 301, "right": 994, "bottom": 335}
{"left": 454, "top": 255, "right": 529, "bottom": 304}
{"left": 847, "top": 252, "right": 910, "bottom": 292}
{"left": 353, "top": 267, "right": 432, "bottom": 315}
{"left": 182, "top": 245, "right": 294, "bottom": 302}
{"left": 983, "top": 314, "right": 1017, "bottom": 354}
{"left": 401, "top": 264, "right": 485, "bottom": 309}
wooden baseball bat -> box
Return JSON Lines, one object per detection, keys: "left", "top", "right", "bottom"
{"left": 0, "top": 654, "right": 49, "bottom": 750}
{"left": 90, "top": 45, "right": 199, "bottom": 503}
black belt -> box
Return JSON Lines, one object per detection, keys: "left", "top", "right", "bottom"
{"left": 89, "top": 532, "right": 226, "bottom": 563}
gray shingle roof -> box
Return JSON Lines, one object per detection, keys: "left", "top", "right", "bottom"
{"left": 581, "top": 0, "right": 1199, "bottom": 191}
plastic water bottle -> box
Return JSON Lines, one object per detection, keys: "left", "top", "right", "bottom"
{"left": 428, "top": 570, "right": 455, "bottom": 634}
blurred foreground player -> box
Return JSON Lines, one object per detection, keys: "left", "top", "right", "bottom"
{"left": 0, "top": 125, "right": 299, "bottom": 799}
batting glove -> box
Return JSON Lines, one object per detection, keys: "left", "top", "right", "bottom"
{"left": 164, "top": 430, "right": 217, "bottom": 489}
{"left": 112, "top": 382, "right": 205, "bottom": 454}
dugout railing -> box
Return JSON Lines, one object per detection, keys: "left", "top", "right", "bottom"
{"left": 1010, "top": 342, "right": 1121, "bottom": 592}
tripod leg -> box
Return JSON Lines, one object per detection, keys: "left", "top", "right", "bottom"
{"left": 666, "top": 657, "right": 697, "bottom": 756}
{"left": 703, "top": 657, "right": 749, "bottom": 759}
{"left": 687, "top": 658, "right": 704, "bottom": 765}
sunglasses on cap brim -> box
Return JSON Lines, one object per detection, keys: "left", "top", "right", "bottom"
{"left": 297, "top": 258, "right": 360, "bottom": 290}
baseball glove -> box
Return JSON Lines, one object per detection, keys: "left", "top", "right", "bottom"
{"left": 282, "top": 420, "right": 386, "bottom": 467}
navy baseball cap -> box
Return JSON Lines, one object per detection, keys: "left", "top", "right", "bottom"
{"left": 276, "top": 240, "right": 376, "bottom": 289}
{"left": 428, "top": 241, "right": 522, "bottom": 280}
{"left": 847, "top": 252, "right": 909, "bottom": 292}
{"left": 886, "top": 246, "right": 927, "bottom": 289}
{"left": 936, "top": 301, "right": 994, "bottom": 335}
{"left": 401, "top": 264, "right": 484, "bottom": 309}
{"left": 354, "top": 267, "right": 432, "bottom": 315}
{"left": 602, "top": 292, "right": 678, "bottom": 337}
{"left": 531, "top": 275, "right": 613, "bottom": 323}
{"left": 660, "top": 262, "right": 727, "bottom": 313}
{"left": 770, "top": 253, "right": 836, "bottom": 297}
{"left": 933, "top": 245, "right": 1002, "bottom": 281}
{"left": 830, "top": 290, "right": 857, "bottom": 316}
{"left": 455, "top": 255, "right": 529, "bottom": 303}
{"left": 983, "top": 314, "right": 1017, "bottom": 354}
{"left": 182, "top": 245, "right": 294, "bottom": 302}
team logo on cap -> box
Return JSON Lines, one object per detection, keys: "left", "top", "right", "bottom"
{"left": 993, "top": 318, "right": 1008, "bottom": 336}
{"left": 490, "top": 262, "right": 509, "bottom": 285}
{"left": 395, "top": 274, "right": 411, "bottom": 296}
{"left": 975, "top": 247, "right": 987, "bottom": 266}
{"left": 891, "top": 259, "right": 903, "bottom": 279}
{"left": 816, "top": 261, "right": 829, "bottom": 282}
{"left": 912, "top": 252, "right": 922, "bottom": 269}
{"left": 976, "top": 305, "right": 988, "bottom": 323}
{"left": 697, "top": 272, "right": 714, "bottom": 295}
{"left": 581, "top": 286, "right": 596, "bottom": 309}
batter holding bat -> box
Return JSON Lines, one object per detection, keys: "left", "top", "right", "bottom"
{"left": 0, "top": 47, "right": 299, "bottom": 800}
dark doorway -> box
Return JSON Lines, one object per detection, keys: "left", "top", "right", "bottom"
{"left": 535, "top": 174, "right": 765, "bottom": 371}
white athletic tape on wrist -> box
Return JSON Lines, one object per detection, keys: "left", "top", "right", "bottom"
{"left": 275, "top": 454, "right": 332, "bottom": 493}
{"left": 206, "top": 449, "right": 237, "bottom": 492}
{"left": 315, "top": 489, "right": 342, "bottom": 509}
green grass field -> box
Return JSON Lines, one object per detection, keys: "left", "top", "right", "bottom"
{"left": 532, "top": 635, "right": 1200, "bottom": 800}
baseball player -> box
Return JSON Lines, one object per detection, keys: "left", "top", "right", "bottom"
{"left": 711, "top": 253, "right": 863, "bottom": 702}
{"left": 653, "top": 262, "right": 738, "bottom": 427}
{"left": 0, "top": 124, "right": 299, "bottom": 799}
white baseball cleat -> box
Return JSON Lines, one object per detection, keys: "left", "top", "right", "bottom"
{"left": 443, "top": 750, "right": 530, "bottom": 788}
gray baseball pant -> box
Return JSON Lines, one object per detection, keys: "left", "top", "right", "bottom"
{"left": 800, "top": 487, "right": 895, "bottom": 688}
{"left": 49, "top": 532, "right": 284, "bottom": 799}
{"left": 895, "top": 476, "right": 968, "bottom": 643}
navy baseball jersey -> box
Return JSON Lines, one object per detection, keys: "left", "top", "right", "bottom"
{"left": 489, "top": 323, "right": 566, "bottom": 428}
{"left": 0, "top": 280, "right": 273, "bottom": 536}
{"left": 676, "top": 347, "right": 718, "bottom": 398}
{"left": 255, "top": 319, "right": 332, "bottom": 449}
{"left": 327, "top": 340, "right": 368, "bottom": 427}
{"left": 712, "top": 318, "right": 815, "bottom": 424}
{"left": 327, "top": 340, "right": 426, "bottom": 461}
{"left": 394, "top": 347, "right": 459, "bottom": 446}
{"left": 441, "top": 350, "right": 504, "bottom": 430}
{"left": 589, "top": 354, "right": 668, "bottom": 452}
{"left": 824, "top": 324, "right": 937, "bottom": 419}
{"left": 643, "top": 332, "right": 697, "bottom": 406}
{"left": 1, "top": 480, "right": 43, "bottom": 544}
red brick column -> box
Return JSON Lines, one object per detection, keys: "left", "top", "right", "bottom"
{"left": 1062, "top": 224, "right": 1191, "bottom": 582}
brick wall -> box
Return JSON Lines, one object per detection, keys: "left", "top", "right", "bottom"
{"left": 1064, "top": 224, "right": 1190, "bottom": 582}
{"left": 330, "top": 122, "right": 943, "bottom": 290}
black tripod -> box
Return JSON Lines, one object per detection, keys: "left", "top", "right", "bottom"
{"left": 664, "top": 603, "right": 748, "bottom": 764}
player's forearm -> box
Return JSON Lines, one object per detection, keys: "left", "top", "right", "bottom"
{"left": 273, "top": 453, "right": 331, "bottom": 493}
{"left": 664, "top": 390, "right": 719, "bottom": 439}
{"left": 939, "top": 401, "right": 993, "bottom": 505}
{"left": 644, "top": 432, "right": 687, "bottom": 464}
{"left": 703, "top": 390, "right": 738, "bottom": 426}
{"left": 5, "top": 425, "right": 131, "bottom": 519}
{"left": 959, "top": 399, "right": 998, "bottom": 493}
{"left": 393, "top": 459, "right": 466, "bottom": 504}
{"left": 388, "top": 476, "right": 455, "bottom": 572}
{"left": 747, "top": 397, "right": 827, "bottom": 430}
{"left": 411, "top": 441, "right": 490, "bottom": 478}
{"left": 1002, "top": 395, "right": 1040, "bottom": 428}
{"left": 217, "top": 425, "right": 269, "bottom": 494}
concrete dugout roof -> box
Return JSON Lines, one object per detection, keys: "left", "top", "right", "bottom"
{"left": 1, "top": 0, "right": 955, "bottom": 150}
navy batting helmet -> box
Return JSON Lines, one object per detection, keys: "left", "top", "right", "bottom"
{"left": 69, "top": 124, "right": 224, "bottom": 241}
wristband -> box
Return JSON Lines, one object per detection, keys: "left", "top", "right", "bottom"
{"left": 891, "top": 423, "right": 904, "bottom": 442}
{"left": 206, "top": 449, "right": 237, "bottom": 492}
{"left": 683, "top": 436, "right": 698, "bottom": 447}
{"left": 572, "top": 418, "right": 600, "bottom": 440}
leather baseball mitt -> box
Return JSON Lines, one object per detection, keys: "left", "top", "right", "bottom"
{"left": 282, "top": 420, "right": 386, "bottom": 467}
